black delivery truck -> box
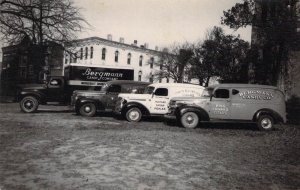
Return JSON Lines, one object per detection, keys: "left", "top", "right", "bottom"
{"left": 17, "top": 65, "right": 134, "bottom": 113}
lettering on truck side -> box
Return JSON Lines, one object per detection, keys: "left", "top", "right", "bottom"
{"left": 239, "top": 90, "right": 274, "bottom": 100}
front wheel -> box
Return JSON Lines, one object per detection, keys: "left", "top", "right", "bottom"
{"left": 257, "top": 115, "right": 274, "bottom": 131}
{"left": 20, "top": 96, "right": 39, "bottom": 113}
{"left": 126, "top": 107, "right": 142, "bottom": 122}
{"left": 180, "top": 112, "right": 199, "bottom": 129}
{"left": 79, "top": 103, "right": 96, "bottom": 117}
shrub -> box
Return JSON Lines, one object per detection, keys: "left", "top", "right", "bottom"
{"left": 286, "top": 95, "right": 300, "bottom": 125}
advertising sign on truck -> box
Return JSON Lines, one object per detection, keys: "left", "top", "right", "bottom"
{"left": 65, "top": 65, "right": 134, "bottom": 87}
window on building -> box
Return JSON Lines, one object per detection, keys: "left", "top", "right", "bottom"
{"left": 69, "top": 54, "right": 73, "bottom": 63}
{"left": 74, "top": 53, "right": 77, "bottom": 63}
{"left": 85, "top": 47, "right": 88, "bottom": 59}
{"left": 127, "top": 53, "right": 131, "bottom": 64}
{"left": 80, "top": 48, "right": 83, "bottom": 60}
{"left": 115, "top": 50, "right": 119, "bottom": 62}
{"left": 102, "top": 48, "right": 106, "bottom": 60}
{"left": 19, "top": 67, "right": 27, "bottom": 79}
{"left": 139, "top": 55, "right": 143, "bottom": 66}
{"left": 149, "top": 74, "right": 154, "bottom": 83}
{"left": 90, "top": 46, "right": 93, "bottom": 59}
{"left": 65, "top": 53, "right": 68, "bottom": 64}
{"left": 138, "top": 71, "right": 142, "bottom": 81}
{"left": 150, "top": 57, "right": 154, "bottom": 68}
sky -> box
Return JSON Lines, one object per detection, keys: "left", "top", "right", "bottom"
{"left": 73, "top": 0, "right": 252, "bottom": 49}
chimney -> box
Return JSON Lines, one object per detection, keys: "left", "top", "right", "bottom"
{"left": 119, "top": 37, "right": 124, "bottom": 43}
{"left": 133, "top": 40, "right": 138, "bottom": 46}
{"left": 144, "top": 43, "right": 149, "bottom": 49}
{"left": 107, "top": 34, "right": 112, "bottom": 41}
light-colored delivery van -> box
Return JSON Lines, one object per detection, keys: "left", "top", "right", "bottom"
{"left": 165, "top": 84, "right": 286, "bottom": 130}
{"left": 114, "top": 83, "right": 204, "bottom": 122}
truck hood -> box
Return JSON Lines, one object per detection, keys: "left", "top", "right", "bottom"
{"left": 118, "top": 93, "right": 151, "bottom": 100}
{"left": 73, "top": 90, "right": 105, "bottom": 96}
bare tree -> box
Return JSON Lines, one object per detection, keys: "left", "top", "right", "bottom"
{"left": 190, "top": 26, "right": 250, "bottom": 86}
{"left": 0, "top": 0, "right": 87, "bottom": 45}
{"left": 153, "top": 43, "right": 194, "bottom": 83}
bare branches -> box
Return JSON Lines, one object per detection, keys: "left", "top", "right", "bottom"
{"left": 0, "top": 0, "right": 88, "bottom": 45}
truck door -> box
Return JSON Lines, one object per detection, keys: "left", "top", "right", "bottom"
{"left": 47, "top": 78, "right": 65, "bottom": 102}
{"left": 208, "top": 88, "right": 231, "bottom": 120}
{"left": 150, "top": 88, "right": 169, "bottom": 114}
{"left": 104, "top": 84, "right": 121, "bottom": 110}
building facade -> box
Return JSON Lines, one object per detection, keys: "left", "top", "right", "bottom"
{"left": 0, "top": 37, "right": 64, "bottom": 96}
{"left": 63, "top": 35, "right": 172, "bottom": 84}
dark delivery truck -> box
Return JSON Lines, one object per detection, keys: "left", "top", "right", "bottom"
{"left": 17, "top": 65, "right": 134, "bottom": 113}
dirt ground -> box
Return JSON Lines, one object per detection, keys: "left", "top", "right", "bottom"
{"left": 0, "top": 103, "right": 299, "bottom": 190}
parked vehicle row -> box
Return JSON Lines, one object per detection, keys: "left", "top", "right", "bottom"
{"left": 18, "top": 79, "right": 287, "bottom": 131}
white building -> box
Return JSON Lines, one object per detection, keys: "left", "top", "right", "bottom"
{"left": 63, "top": 35, "right": 173, "bottom": 85}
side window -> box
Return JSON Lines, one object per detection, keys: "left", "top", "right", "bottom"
{"left": 232, "top": 89, "right": 239, "bottom": 95}
{"left": 154, "top": 88, "right": 168, "bottom": 96}
{"left": 108, "top": 85, "right": 121, "bottom": 93}
{"left": 214, "top": 89, "right": 229, "bottom": 99}
{"left": 49, "top": 79, "right": 62, "bottom": 87}
{"left": 121, "top": 84, "right": 145, "bottom": 94}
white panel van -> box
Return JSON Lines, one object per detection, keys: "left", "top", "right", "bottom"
{"left": 115, "top": 83, "right": 204, "bottom": 122}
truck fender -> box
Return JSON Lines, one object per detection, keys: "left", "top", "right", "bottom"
{"left": 122, "top": 102, "right": 150, "bottom": 116}
{"left": 19, "top": 92, "right": 44, "bottom": 103}
{"left": 253, "top": 109, "right": 284, "bottom": 123}
{"left": 77, "top": 98, "right": 104, "bottom": 110}
{"left": 178, "top": 106, "right": 210, "bottom": 121}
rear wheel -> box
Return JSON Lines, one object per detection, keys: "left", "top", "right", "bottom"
{"left": 257, "top": 115, "right": 274, "bottom": 131}
{"left": 20, "top": 96, "right": 39, "bottom": 113}
{"left": 126, "top": 107, "right": 142, "bottom": 122}
{"left": 180, "top": 112, "right": 199, "bottom": 129}
{"left": 79, "top": 103, "right": 96, "bottom": 117}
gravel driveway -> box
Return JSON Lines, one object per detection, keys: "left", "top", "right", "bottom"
{"left": 0, "top": 103, "right": 299, "bottom": 190}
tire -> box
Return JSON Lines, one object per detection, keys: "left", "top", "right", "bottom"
{"left": 20, "top": 96, "right": 39, "bottom": 113}
{"left": 180, "top": 112, "right": 199, "bottom": 129}
{"left": 126, "top": 107, "right": 142, "bottom": 122}
{"left": 79, "top": 103, "right": 96, "bottom": 117}
{"left": 257, "top": 115, "right": 274, "bottom": 131}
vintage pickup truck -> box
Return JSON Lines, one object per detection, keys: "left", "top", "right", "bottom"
{"left": 71, "top": 80, "right": 150, "bottom": 117}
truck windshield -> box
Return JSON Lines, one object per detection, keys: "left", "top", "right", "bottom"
{"left": 144, "top": 86, "right": 155, "bottom": 94}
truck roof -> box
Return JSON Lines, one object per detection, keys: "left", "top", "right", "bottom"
{"left": 208, "top": 83, "right": 278, "bottom": 90}
{"left": 148, "top": 83, "right": 204, "bottom": 89}
{"left": 106, "top": 80, "right": 151, "bottom": 85}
